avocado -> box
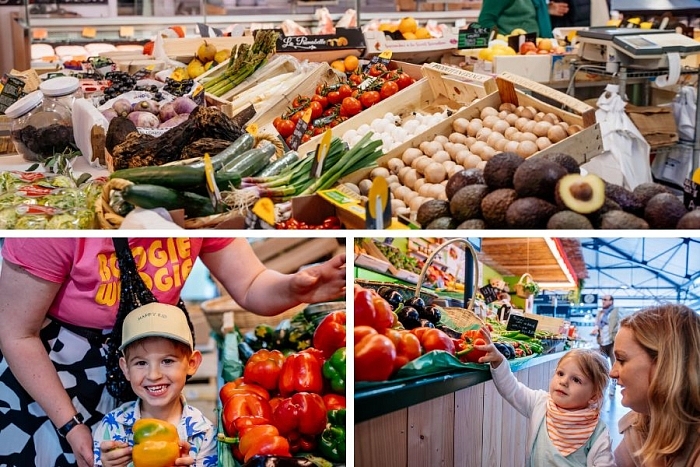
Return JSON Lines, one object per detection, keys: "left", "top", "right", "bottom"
{"left": 605, "top": 183, "right": 644, "bottom": 217}
{"left": 600, "top": 210, "right": 649, "bottom": 229}
{"left": 677, "top": 209, "right": 700, "bottom": 229}
{"left": 644, "top": 193, "right": 688, "bottom": 229}
{"left": 513, "top": 158, "right": 567, "bottom": 201}
{"left": 457, "top": 218, "right": 487, "bottom": 229}
{"left": 481, "top": 188, "right": 518, "bottom": 228}
{"left": 542, "top": 152, "right": 580, "bottom": 174}
{"left": 425, "top": 216, "right": 458, "bottom": 230}
{"left": 546, "top": 210, "right": 594, "bottom": 229}
{"left": 555, "top": 173, "right": 605, "bottom": 214}
{"left": 416, "top": 199, "right": 451, "bottom": 227}
{"left": 505, "top": 197, "right": 559, "bottom": 229}
{"left": 633, "top": 182, "right": 672, "bottom": 206}
{"left": 449, "top": 184, "right": 489, "bottom": 222}
{"left": 445, "top": 168, "right": 486, "bottom": 201}
{"left": 483, "top": 152, "right": 523, "bottom": 190}
{"left": 587, "top": 198, "right": 622, "bottom": 229}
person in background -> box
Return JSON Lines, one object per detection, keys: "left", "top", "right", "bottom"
{"left": 550, "top": 0, "right": 611, "bottom": 29}
{"left": 94, "top": 303, "right": 215, "bottom": 467}
{"left": 478, "top": 0, "right": 555, "bottom": 39}
{"left": 592, "top": 295, "right": 619, "bottom": 396}
{"left": 612, "top": 304, "right": 700, "bottom": 466}
{"left": 0, "top": 238, "right": 345, "bottom": 467}
{"left": 476, "top": 328, "right": 615, "bottom": 466}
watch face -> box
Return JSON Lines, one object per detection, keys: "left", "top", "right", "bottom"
{"left": 582, "top": 294, "right": 597, "bottom": 304}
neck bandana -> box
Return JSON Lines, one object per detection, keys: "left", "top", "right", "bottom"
{"left": 546, "top": 397, "right": 600, "bottom": 457}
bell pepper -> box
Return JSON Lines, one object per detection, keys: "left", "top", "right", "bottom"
{"left": 237, "top": 424, "right": 291, "bottom": 463}
{"left": 313, "top": 310, "right": 346, "bottom": 359}
{"left": 272, "top": 392, "right": 327, "bottom": 437}
{"left": 411, "top": 328, "right": 455, "bottom": 355}
{"left": 132, "top": 418, "right": 180, "bottom": 467}
{"left": 456, "top": 338, "right": 488, "bottom": 363}
{"left": 286, "top": 431, "right": 317, "bottom": 453}
{"left": 319, "top": 408, "right": 346, "bottom": 463}
{"left": 243, "top": 349, "right": 286, "bottom": 391}
{"left": 382, "top": 328, "right": 421, "bottom": 373}
{"left": 322, "top": 347, "right": 346, "bottom": 393}
{"left": 220, "top": 377, "right": 270, "bottom": 406}
{"left": 354, "top": 287, "right": 394, "bottom": 331}
{"left": 222, "top": 393, "right": 273, "bottom": 437}
{"left": 323, "top": 393, "right": 346, "bottom": 410}
{"left": 354, "top": 326, "right": 396, "bottom": 382}
{"left": 278, "top": 352, "right": 323, "bottom": 396}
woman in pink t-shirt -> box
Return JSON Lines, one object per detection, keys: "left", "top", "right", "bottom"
{"left": 0, "top": 238, "right": 345, "bottom": 467}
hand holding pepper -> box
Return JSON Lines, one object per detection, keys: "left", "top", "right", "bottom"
{"left": 474, "top": 326, "right": 505, "bottom": 368}
{"left": 99, "top": 440, "right": 131, "bottom": 467}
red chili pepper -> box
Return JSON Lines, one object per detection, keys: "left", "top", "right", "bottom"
{"left": 272, "top": 392, "right": 327, "bottom": 436}
{"left": 243, "top": 349, "right": 285, "bottom": 391}
{"left": 278, "top": 352, "right": 323, "bottom": 396}
{"left": 313, "top": 310, "right": 346, "bottom": 359}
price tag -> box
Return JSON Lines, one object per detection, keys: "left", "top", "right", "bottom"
{"left": 365, "top": 177, "right": 391, "bottom": 229}
{"left": 252, "top": 198, "right": 276, "bottom": 226}
{"left": 364, "top": 50, "right": 392, "bottom": 73}
{"left": 82, "top": 27, "right": 97, "bottom": 39}
{"left": 311, "top": 129, "right": 333, "bottom": 179}
{"left": 203, "top": 153, "right": 221, "bottom": 209}
{"left": 458, "top": 23, "right": 492, "bottom": 49}
{"left": 119, "top": 26, "right": 135, "bottom": 38}
{"left": 479, "top": 285, "right": 499, "bottom": 304}
{"left": 506, "top": 314, "right": 539, "bottom": 337}
{"left": 683, "top": 170, "right": 700, "bottom": 210}
{"left": 357, "top": 76, "right": 376, "bottom": 91}
{"left": 287, "top": 107, "right": 312, "bottom": 151}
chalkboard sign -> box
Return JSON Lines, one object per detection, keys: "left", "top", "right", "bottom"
{"left": 684, "top": 176, "right": 699, "bottom": 210}
{"left": 458, "top": 23, "right": 491, "bottom": 50}
{"left": 479, "top": 285, "right": 499, "bottom": 304}
{"left": 506, "top": 314, "right": 538, "bottom": 337}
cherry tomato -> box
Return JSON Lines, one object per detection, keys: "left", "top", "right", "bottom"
{"left": 311, "top": 94, "right": 328, "bottom": 109}
{"left": 277, "top": 119, "right": 295, "bottom": 138}
{"left": 290, "top": 111, "right": 303, "bottom": 124}
{"left": 273, "top": 116, "right": 284, "bottom": 130}
{"left": 380, "top": 81, "right": 400, "bottom": 100}
{"left": 308, "top": 101, "right": 323, "bottom": 119}
{"left": 359, "top": 91, "right": 381, "bottom": 109}
{"left": 292, "top": 95, "right": 309, "bottom": 108}
{"left": 338, "top": 84, "right": 353, "bottom": 100}
{"left": 340, "top": 97, "right": 362, "bottom": 117}
{"left": 327, "top": 91, "right": 343, "bottom": 106}
{"left": 396, "top": 72, "right": 415, "bottom": 90}
{"left": 368, "top": 64, "right": 386, "bottom": 77}
{"left": 349, "top": 73, "right": 364, "bottom": 86}
{"left": 313, "top": 126, "right": 328, "bottom": 136}
{"left": 301, "top": 134, "right": 311, "bottom": 143}
{"left": 329, "top": 116, "right": 347, "bottom": 128}
{"left": 323, "top": 107, "right": 339, "bottom": 118}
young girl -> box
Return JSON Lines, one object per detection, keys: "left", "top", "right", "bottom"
{"left": 476, "top": 327, "right": 615, "bottom": 466}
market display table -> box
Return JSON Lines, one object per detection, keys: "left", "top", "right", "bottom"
{"left": 355, "top": 351, "right": 565, "bottom": 467}
{"left": 0, "top": 153, "right": 108, "bottom": 178}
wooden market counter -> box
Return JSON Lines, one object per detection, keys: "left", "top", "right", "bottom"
{"left": 355, "top": 351, "right": 565, "bottom": 467}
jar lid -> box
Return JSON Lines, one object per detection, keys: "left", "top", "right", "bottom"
{"left": 4, "top": 90, "right": 44, "bottom": 119}
{"left": 40, "top": 76, "right": 80, "bottom": 97}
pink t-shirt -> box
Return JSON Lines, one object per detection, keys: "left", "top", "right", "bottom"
{"left": 2, "top": 238, "right": 233, "bottom": 329}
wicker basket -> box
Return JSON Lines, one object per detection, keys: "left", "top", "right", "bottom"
{"left": 441, "top": 306, "right": 485, "bottom": 330}
{"left": 200, "top": 296, "right": 304, "bottom": 335}
{"left": 354, "top": 278, "right": 439, "bottom": 304}
{"left": 515, "top": 273, "right": 536, "bottom": 299}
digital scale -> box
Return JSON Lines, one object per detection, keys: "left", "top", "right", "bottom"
{"left": 577, "top": 28, "right": 700, "bottom": 69}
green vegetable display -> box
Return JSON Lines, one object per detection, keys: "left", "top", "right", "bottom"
{"left": 318, "top": 409, "right": 346, "bottom": 463}
{"left": 322, "top": 347, "right": 346, "bottom": 393}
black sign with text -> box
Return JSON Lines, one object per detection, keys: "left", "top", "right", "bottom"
{"left": 506, "top": 314, "right": 538, "bottom": 337}
{"left": 479, "top": 285, "right": 499, "bottom": 304}
{"left": 458, "top": 23, "right": 491, "bottom": 49}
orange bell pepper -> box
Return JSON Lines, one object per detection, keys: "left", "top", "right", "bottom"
{"left": 278, "top": 352, "right": 323, "bottom": 396}
{"left": 383, "top": 328, "right": 421, "bottom": 373}
{"left": 222, "top": 393, "right": 273, "bottom": 437}
{"left": 354, "top": 327, "right": 396, "bottom": 382}
{"left": 132, "top": 418, "right": 180, "bottom": 467}
{"left": 219, "top": 378, "right": 270, "bottom": 406}
{"left": 243, "top": 349, "right": 285, "bottom": 391}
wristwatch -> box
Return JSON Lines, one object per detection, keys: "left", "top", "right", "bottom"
{"left": 56, "top": 413, "right": 84, "bottom": 438}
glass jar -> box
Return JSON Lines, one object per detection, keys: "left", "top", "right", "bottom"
{"left": 39, "top": 76, "right": 83, "bottom": 113}
{"left": 5, "top": 90, "right": 75, "bottom": 163}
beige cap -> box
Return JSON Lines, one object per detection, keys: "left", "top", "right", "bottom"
{"left": 120, "top": 302, "right": 193, "bottom": 351}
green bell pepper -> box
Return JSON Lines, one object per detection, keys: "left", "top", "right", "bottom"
{"left": 319, "top": 409, "right": 346, "bottom": 463}
{"left": 322, "top": 347, "right": 346, "bottom": 393}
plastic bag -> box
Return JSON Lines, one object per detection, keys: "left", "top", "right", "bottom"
{"left": 672, "top": 85, "right": 696, "bottom": 142}
{"left": 593, "top": 84, "right": 652, "bottom": 190}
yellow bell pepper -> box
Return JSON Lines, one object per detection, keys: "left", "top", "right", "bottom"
{"left": 132, "top": 418, "right": 180, "bottom": 467}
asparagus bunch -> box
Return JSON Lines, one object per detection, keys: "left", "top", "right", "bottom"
{"left": 203, "top": 30, "right": 279, "bottom": 97}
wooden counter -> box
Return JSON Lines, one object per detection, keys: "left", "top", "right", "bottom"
{"left": 355, "top": 352, "right": 564, "bottom": 467}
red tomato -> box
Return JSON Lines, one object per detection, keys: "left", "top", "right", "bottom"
{"left": 301, "top": 134, "right": 311, "bottom": 143}
{"left": 313, "top": 126, "right": 328, "bottom": 136}
{"left": 276, "top": 119, "right": 295, "bottom": 138}
{"left": 326, "top": 91, "right": 343, "bottom": 105}
{"left": 323, "top": 107, "right": 338, "bottom": 118}
{"left": 289, "top": 111, "right": 303, "bottom": 124}
{"left": 349, "top": 73, "right": 364, "bottom": 86}
{"left": 380, "top": 81, "right": 400, "bottom": 100}
{"left": 368, "top": 64, "right": 386, "bottom": 77}
{"left": 338, "top": 84, "right": 353, "bottom": 100}
{"left": 396, "top": 72, "right": 415, "bottom": 90}
{"left": 292, "top": 95, "right": 309, "bottom": 108}
{"left": 272, "top": 116, "right": 284, "bottom": 130}
{"left": 340, "top": 97, "right": 362, "bottom": 117}
{"left": 359, "top": 91, "right": 380, "bottom": 109}
{"left": 311, "top": 94, "right": 328, "bottom": 109}
{"left": 308, "top": 101, "right": 323, "bottom": 119}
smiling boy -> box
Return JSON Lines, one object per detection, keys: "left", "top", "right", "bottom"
{"left": 92, "top": 303, "right": 217, "bottom": 467}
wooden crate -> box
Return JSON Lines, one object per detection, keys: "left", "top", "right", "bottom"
{"left": 161, "top": 36, "right": 254, "bottom": 63}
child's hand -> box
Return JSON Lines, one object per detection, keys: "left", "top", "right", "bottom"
{"left": 175, "top": 440, "right": 194, "bottom": 466}
{"left": 99, "top": 441, "right": 131, "bottom": 467}
{"left": 474, "top": 327, "right": 506, "bottom": 368}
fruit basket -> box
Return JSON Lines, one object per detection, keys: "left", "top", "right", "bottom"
{"left": 514, "top": 273, "right": 539, "bottom": 299}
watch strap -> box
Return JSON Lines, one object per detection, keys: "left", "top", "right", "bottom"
{"left": 57, "top": 413, "right": 84, "bottom": 438}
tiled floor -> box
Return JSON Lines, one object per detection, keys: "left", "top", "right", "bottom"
{"left": 601, "top": 383, "right": 629, "bottom": 450}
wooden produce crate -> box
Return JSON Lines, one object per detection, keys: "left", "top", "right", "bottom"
{"left": 364, "top": 29, "right": 460, "bottom": 64}
{"left": 161, "top": 36, "right": 254, "bottom": 63}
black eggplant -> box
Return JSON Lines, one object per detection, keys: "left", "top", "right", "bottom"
{"left": 404, "top": 296, "right": 426, "bottom": 313}
{"left": 420, "top": 305, "right": 442, "bottom": 324}
{"left": 242, "top": 456, "right": 316, "bottom": 467}
{"left": 419, "top": 319, "right": 435, "bottom": 328}
{"left": 396, "top": 306, "right": 421, "bottom": 330}
{"left": 379, "top": 289, "right": 404, "bottom": 310}
{"left": 436, "top": 325, "right": 462, "bottom": 339}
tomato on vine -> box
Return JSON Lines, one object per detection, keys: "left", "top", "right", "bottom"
{"left": 338, "top": 84, "right": 353, "bottom": 100}
{"left": 277, "top": 120, "right": 295, "bottom": 138}
{"left": 340, "top": 97, "right": 362, "bottom": 117}
{"left": 359, "top": 91, "right": 381, "bottom": 108}
{"left": 396, "top": 73, "right": 415, "bottom": 90}
{"left": 380, "top": 81, "right": 400, "bottom": 100}
{"left": 327, "top": 91, "right": 343, "bottom": 106}
{"left": 308, "top": 101, "right": 324, "bottom": 119}
{"left": 311, "top": 94, "right": 328, "bottom": 109}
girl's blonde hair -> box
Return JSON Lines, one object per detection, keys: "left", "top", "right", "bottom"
{"left": 557, "top": 348, "right": 610, "bottom": 407}
{"left": 621, "top": 304, "right": 700, "bottom": 466}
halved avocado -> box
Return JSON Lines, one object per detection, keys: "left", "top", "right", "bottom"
{"left": 555, "top": 173, "right": 605, "bottom": 214}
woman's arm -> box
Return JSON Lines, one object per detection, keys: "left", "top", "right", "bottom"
{"left": 0, "top": 260, "right": 94, "bottom": 466}
{"left": 200, "top": 240, "right": 346, "bottom": 316}
{"left": 478, "top": 0, "right": 512, "bottom": 28}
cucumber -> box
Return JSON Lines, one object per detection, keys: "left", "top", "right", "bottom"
{"left": 221, "top": 143, "right": 277, "bottom": 177}
{"left": 111, "top": 166, "right": 241, "bottom": 191}
{"left": 121, "top": 184, "right": 217, "bottom": 218}
{"left": 186, "top": 133, "right": 255, "bottom": 170}
{"left": 256, "top": 150, "right": 300, "bottom": 177}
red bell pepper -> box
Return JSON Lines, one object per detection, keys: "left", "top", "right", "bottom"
{"left": 354, "top": 327, "right": 396, "bottom": 382}
{"left": 354, "top": 287, "right": 394, "bottom": 331}
{"left": 323, "top": 393, "right": 346, "bottom": 410}
{"left": 278, "top": 352, "right": 323, "bottom": 396}
{"left": 313, "top": 310, "right": 346, "bottom": 359}
{"left": 237, "top": 424, "right": 291, "bottom": 463}
{"left": 272, "top": 392, "right": 327, "bottom": 436}
{"left": 287, "top": 431, "right": 318, "bottom": 453}
{"left": 222, "top": 393, "right": 273, "bottom": 437}
{"left": 383, "top": 328, "right": 421, "bottom": 373}
{"left": 219, "top": 378, "right": 270, "bottom": 406}
{"left": 457, "top": 338, "right": 488, "bottom": 363}
{"left": 411, "top": 328, "right": 455, "bottom": 355}
{"left": 243, "top": 349, "right": 286, "bottom": 391}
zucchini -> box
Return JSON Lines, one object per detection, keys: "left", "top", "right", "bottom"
{"left": 111, "top": 166, "right": 241, "bottom": 192}
{"left": 186, "top": 133, "right": 255, "bottom": 170}
{"left": 121, "top": 183, "right": 217, "bottom": 218}
{"left": 256, "top": 150, "right": 300, "bottom": 178}
{"left": 221, "top": 143, "right": 277, "bottom": 177}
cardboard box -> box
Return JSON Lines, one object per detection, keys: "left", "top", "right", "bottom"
{"left": 364, "top": 30, "right": 460, "bottom": 64}
{"left": 625, "top": 104, "right": 678, "bottom": 149}
{"left": 474, "top": 54, "right": 552, "bottom": 83}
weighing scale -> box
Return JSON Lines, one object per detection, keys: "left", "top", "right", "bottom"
{"left": 577, "top": 28, "right": 700, "bottom": 69}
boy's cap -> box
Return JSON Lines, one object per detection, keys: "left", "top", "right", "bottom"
{"left": 120, "top": 302, "right": 193, "bottom": 351}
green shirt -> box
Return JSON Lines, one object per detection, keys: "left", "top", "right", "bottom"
{"left": 478, "top": 0, "right": 553, "bottom": 38}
